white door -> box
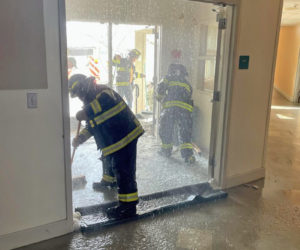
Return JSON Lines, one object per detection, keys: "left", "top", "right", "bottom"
{"left": 0, "top": 0, "right": 73, "bottom": 249}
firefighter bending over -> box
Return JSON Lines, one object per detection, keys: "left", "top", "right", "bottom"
{"left": 112, "top": 49, "right": 145, "bottom": 109}
{"left": 156, "top": 64, "right": 196, "bottom": 164}
{"left": 69, "top": 74, "right": 144, "bottom": 219}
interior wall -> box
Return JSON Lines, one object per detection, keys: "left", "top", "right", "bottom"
{"left": 274, "top": 25, "right": 300, "bottom": 101}
{"left": 223, "top": 0, "right": 282, "bottom": 187}
{"left": 0, "top": 0, "right": 72, "bottom": 249}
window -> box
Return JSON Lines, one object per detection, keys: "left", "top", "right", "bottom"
{"left": 195, "top": 24, "right": 218, "bottom": 91}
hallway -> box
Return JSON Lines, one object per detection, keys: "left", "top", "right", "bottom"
{"left": 19, "top": 91, "right": 300, "bottom": 249}
{"left": 265, "top": 91, "right": 300, "bottom": 192}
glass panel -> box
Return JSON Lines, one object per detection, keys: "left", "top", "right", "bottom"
{"left": 65, "top": 0, "right": 230, "bottom": 208}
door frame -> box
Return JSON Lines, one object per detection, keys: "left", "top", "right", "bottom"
{"left": 292, "top": 48, "right": 300, "bottom": 103}
{"left": 207, "top": 3, "right": 237, "bottom": 187}
{"left": 59, "top": 0, "right": 73, "bottom": 224}
{"left": 61, "top": 0, "right": 238, "bottom": 227}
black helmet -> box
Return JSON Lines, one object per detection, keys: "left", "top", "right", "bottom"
{"left": 167, "top": 63, "right": 188, "bottom": 77}
{"left": 128, "top": 49, "right": 141, "bottom": 58}
{"left": 68, "top": 74, "right": 88, "bottom": 98}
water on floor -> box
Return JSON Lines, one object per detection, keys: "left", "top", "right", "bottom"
{"left": 71, "top": 116, "right": 209, "bottom": 208}
{"left": 18, "top": 91, "right": 300, "bottom": 250}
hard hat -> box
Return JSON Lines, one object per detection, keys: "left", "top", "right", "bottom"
{"left": 168, "top": 63, "right": 188, "bottom": 77}
{"left": 68, "top": 74, "right": 87, "bottom": 98}
{"left": 128, "top": 49, "right": 141, "bottom": 58}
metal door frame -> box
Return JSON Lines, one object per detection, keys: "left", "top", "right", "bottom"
{"left": 187, "top": 0, "right": 237, "bottom": 187}
{"left": 208, "top": 4, "right": 236, "bottom": 187}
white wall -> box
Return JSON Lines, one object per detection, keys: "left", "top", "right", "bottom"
{"left": 222, "top": 0, "right": 282, "bottom": 187}
{"left": 0, "top": 0, "right": 72, "bottom": 249}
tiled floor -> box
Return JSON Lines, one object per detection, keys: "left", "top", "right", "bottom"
{"left": 71, "top": 117, "right": 209, "bottom": 208}
{"left": 18, "top": 91, "right": 300, "bottom": 250}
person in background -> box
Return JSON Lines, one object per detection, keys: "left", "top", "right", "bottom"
{"left": 156, "top": 57, "right": 195, "bottom": 164}
{"left": 112, "top": 49, "right": 145, "bottom": 109}
{"left": 69, "top": 74, "right": 144, "bottom": 219}
{"left": 67, "top": 57, "right": 77, "bottom": 79}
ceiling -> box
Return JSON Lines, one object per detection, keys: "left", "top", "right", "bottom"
{"left": 281, "top": 0, "right": 300, "bottom": 25}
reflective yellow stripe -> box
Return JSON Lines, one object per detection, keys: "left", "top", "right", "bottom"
{"left": 102, "top": 125, "right": 144, "bottom": 156}
{"left": 79, "top": 128, "right": 92, "bottom": 138}
{"left": 118, "top": 192, "right": 138, "bottom": 202}
{"left": 102, "top": 174, "right": 116, "bottom": 183}
{"left": 163, "top": 101, "right": 193, "bottom": 112}
{"left": 117, "top": 67, "right": 128, "bottom": 72}
{"left": 168, "top": 81, "right": 191, "bottom": 92}
{"left": 116, "top": 82, "right": 130, "bottom": 86}
{"left": 112, "top": 59, "right": 120, "bottom": 64}
{"left": 70, "top": 81, "right": 79, "bottom": 91}
{"left": 89, "top": 120, "right": 95, "bottom": 128}
{"left": 161, "top": 143, "right": 173, "bottom": 149}
{"left": 96, "top": 89, "right": 117, "bottom": 100}
{"left": 94, "top": 101, "right": 126, "bottom": 125}
{"left": 133, "top": 118, "right": 141, "bottom": 127}
{"left": 180, "top": 143, "right": 193, "bottom": 149}
{"left": 90, "top": 99, "right": 102, "bottom": 114}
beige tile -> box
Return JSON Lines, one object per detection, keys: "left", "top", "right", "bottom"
{"left": 176, "top": 228, "right": 213, "bottom": 250}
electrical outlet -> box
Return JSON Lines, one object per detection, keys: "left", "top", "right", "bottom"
{"left": 27, "top": 93, "right": 38, "bottom": 109}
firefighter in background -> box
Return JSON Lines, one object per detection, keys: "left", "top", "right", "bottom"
{"left": 68, "top": 57, "right": 77, "bottom": 79}
{"left": 69, "top": 74, "right": 144, "bottom": 219}
{"left": 156, "top": 63, "right": 196, "bottom": 164}
{"left": 112, "top": 49, "right": 145, "bottom": 109}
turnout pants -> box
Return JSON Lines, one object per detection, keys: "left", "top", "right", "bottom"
{"left": 101, "top": 139, "right": 138, "bottom": 205}
{"left": 116, "top": 85, "right": 133, "bottom": 109}
{"left": 159, "top": 107, "right": 193, "bottom": 159}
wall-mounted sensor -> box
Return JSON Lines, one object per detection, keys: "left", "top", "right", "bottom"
{"left": 27, "top": 93, "right": 38, "bottom": 109}
{"left": 239, "top": 55, "right": 250, "bottom": 70}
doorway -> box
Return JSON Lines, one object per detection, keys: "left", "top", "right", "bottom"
{"left": 64, "top": 0, "right": 234, "bottom": 210}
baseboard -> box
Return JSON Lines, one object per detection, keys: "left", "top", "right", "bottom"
{"left": 273, "top": 86, "right": 294, "bottom": 102}
{"left": 222, "top": 167, "right": 265, "bottom": 189}
{"left": 0, "top": 219, "right": 73, "bottom": 250}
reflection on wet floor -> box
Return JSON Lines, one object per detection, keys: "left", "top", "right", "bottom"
{"left": 176, "top": 228, "right": 213, "bottom": 250}
{"left": 18, "top": 91, "right": 300, "bottom": 250}
{"left": 72, "top": 117, "right": 209, "bottom": 208}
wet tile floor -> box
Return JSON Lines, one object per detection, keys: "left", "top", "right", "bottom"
{"left": 72, "top": 116, "right": 209, "bottom": 208}
{"left": 18, "top": 91, "right": 300, "bottom": 250}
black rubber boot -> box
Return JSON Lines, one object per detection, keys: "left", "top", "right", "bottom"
{"left": 185, "top": 155, "right": 196, "bottom": 164}
{"left": 106, "top": 203, "right": 137, "bottom": 219}
{"left": 92, "top": 180, "right": 117, "bottom": 191}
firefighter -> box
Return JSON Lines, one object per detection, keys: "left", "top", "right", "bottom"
{"left": 112, "top": 49, "right": 145, "bottom": 109}
{"left": 156, "top": 63, "right": 196, "bottom": 164}
{"left": 69, "top": 74, "right": 144, "bottom": 219}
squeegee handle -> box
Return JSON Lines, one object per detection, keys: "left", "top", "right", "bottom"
{"left": 71, "top": 121, "right": 81, "bottom": 166}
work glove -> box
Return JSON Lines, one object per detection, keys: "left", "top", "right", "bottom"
{"left": 76, "top": 110, "right": 88, "bottom": 121}
{"left": 72, "top": 136, "right": 81, "bottom": 148}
